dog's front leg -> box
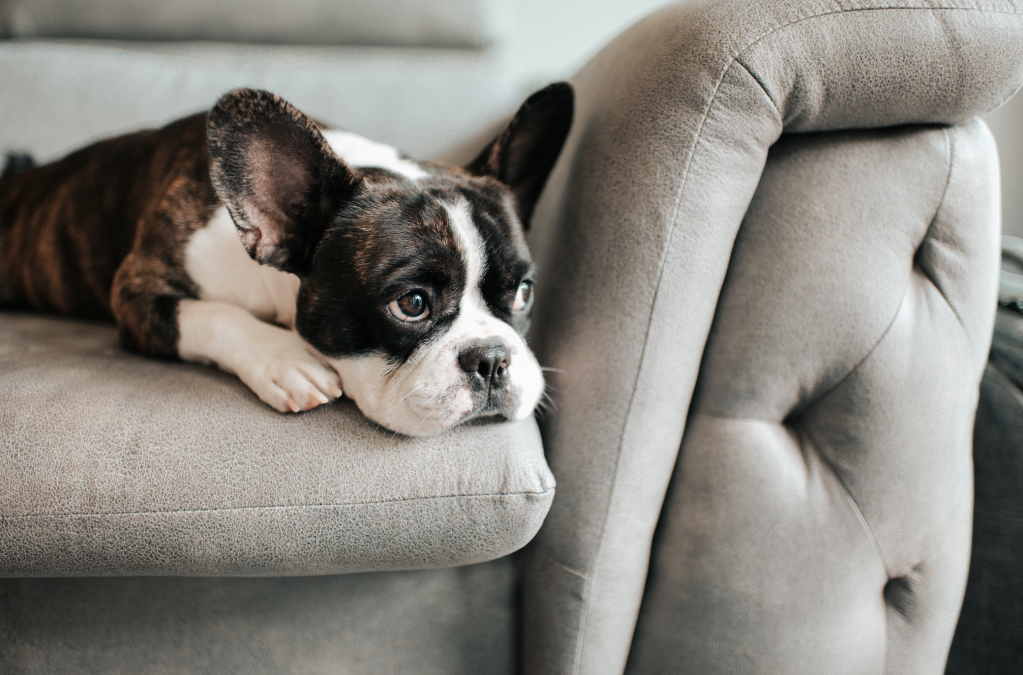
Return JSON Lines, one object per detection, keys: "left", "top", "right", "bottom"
{"left": 177, "top": 299, "right": 343, "bottom": 413}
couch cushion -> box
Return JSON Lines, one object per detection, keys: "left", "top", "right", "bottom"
{"left": 0, "top": 40, "right": 519, "bottom": 165}
{"left": 0, "top": 0, "right": 509, "bottom": 48}
{"left": 0, "top": 313, "right": 554, "bottom": 576}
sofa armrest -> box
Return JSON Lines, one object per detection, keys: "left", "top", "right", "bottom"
{"left": 0, "top": 314, "right": 554, "bottom": 577}
{"left": 524, "top": 1, "right": 1022, "bottom": 672}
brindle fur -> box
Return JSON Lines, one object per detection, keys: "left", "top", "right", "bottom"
{"left": 0, "top": 85, "right": 572, "bottom": 375}
{"left": 0, "top": 114, "right": 214, "bottom": 356}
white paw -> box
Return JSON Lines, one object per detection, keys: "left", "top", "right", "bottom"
{"left": 176, "top": 300, "right": 343, "bottom": 414}
{"left": 237, "top": 341, "right": 343, "bottom": 413}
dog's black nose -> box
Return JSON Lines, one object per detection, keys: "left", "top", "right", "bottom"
{"left": 458, "top": 338, "right": 511, "bottom": 388}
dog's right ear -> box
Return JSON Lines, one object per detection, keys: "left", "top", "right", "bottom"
{"left": 207, "top": 89, "right": 362, "bottom": 276}
{"left": 465, "top": 82, "right": 573, "bottom": 229}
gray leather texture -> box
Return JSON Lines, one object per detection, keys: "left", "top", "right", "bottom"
{"left": 0, "top": 314, "right": 554, "bottom": 577}
{"left": 0, "top": 0, "right": 508, "bottom": 48}
{"left": 0, "top": 558, "right": 517, "bottom": 674}
{"left": 946, "top": 307, "right": 1023, "bottom": 675}
{"left": 626, "top": 122, "right": 998, "bottom": 674}
{"left": 524, "top": 0, "right": 1019, "bottom": 672}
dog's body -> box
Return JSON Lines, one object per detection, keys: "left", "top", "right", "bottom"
{"left": 0, "top": 85, "right": 573, "bottom": 436}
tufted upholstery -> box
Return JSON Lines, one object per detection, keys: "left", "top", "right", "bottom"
{"left": 0, "top": 0, "right": 1020, "bottom": 672}
{"left": 626, "top": 122, "right": 998, "bottom": 674}
{"left": 525, "top": 0, "right": 1018, "bottom": 672}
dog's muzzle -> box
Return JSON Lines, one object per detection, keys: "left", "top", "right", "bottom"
{"left": 458, "top": 336, "right": 514, "bottom": 414}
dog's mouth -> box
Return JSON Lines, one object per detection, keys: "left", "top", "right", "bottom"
{"left": 403, "top": 378, "right": 523, "bottom": 434}
{"left": 454, "top": 393, "right": 518, "bottom": 426}
{"left": 469, "top": 385, "right": 518, "bottom": 420}
{"left": 327, "top": 331, "right": 545, "bottom": 437}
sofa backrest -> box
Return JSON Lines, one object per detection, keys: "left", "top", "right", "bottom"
{"left": 0, "top": 0, "right": 509, "bottom": 48}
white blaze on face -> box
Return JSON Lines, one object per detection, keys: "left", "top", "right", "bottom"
{"left": 327, "top": 198, "right": 544, "bottom": 436}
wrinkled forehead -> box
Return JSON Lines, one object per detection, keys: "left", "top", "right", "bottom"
{"left": 345, "top": 176, "right": 533, "bottom": 285}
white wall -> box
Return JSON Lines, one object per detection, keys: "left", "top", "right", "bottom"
{"left": 503, "top": 0, "right": 673, "bottom": 90}
{"left": 439, "top": 0, "right": 674, "bottom": 162}
{"left": 503, "top": 0, "right": 1023, "bottom": 239}
{"left": 985, "top": 93, "right": 1023, "bottom": 240}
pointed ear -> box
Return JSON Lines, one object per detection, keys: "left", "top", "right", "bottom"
{"left": 465, "top": 82, "right": 573, "bottom": 229}
{"left": 207, "top": 89, "right": 361, "bottom": 275}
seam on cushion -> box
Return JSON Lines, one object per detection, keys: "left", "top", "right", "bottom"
{"left": 730, "top": 4, "right": 1022, "bottom": 63}
{"left": 916, "top": 126, "right": 970, "bottom": 336}
{"left": 799, "top": 288, "right": 908, "bottom": 422}
{"left": 571, "top": 5, "right": 1021, "bottom": 671}
{"left": 800, "top": 421, "right": 893, "bottom": 672}
{"left": 569, "top": 29, "right": 743, "bottom": 675}
{"left": 534, "top": 545, "right": 589, "bottom": 581}
{"left": 732, "top": 5, "right": 1023, "bottom": 117}
{"left": 801, "top": 425, "right": 889, "bottom": 574}
{"left": 0, "top": 487, "right": 555, "bottom": 520}
{"left": 733, "top": 59, "right": 783, "bottom": 120}
{"left": 689, "top": 286, "right": 909, "bottom": 543}
{"left": 697, "top": 284, "right": 910, "bottom": 428}
{"left": 788, "top": 287, "right": 915, "bottom": 675}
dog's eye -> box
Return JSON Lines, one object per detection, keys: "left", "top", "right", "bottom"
{"left": 388, "top": 290, "right": 430, "bottom": 322}
{"left": 513, "top": 280, "right": 534, "bottom": 312}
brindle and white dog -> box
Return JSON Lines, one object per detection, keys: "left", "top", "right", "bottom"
{"left": 0, "top": 84, "right": 573, "bottom": 436}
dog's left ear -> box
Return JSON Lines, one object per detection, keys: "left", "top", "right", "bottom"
{"left": 466, "top": 82, "right": 573, "bottom": 229}
{"left": 207, "top": 89, "right": 362, "bottom": 275}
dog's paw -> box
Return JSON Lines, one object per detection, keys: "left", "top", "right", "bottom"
{"left": 236, "top": 341, "right": 343, "bottom": 413}
{"left": 177, "top": 300, "right": 343, "bottom": 413}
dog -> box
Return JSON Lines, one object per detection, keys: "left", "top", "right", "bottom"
{"left": 0, "top": 84, "right": 573, "bottom": 436}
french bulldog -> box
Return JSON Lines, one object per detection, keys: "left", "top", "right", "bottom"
{"left": 0, "top": 83, "right": 573, "bottom": 436}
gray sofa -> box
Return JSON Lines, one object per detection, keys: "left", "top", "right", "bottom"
{"left": 2, "top": 0, "right": 1022, "bottom": 673}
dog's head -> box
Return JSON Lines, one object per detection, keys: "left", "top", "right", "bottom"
{"left": 207, "top": 85, "right": 573, "bottom": 435}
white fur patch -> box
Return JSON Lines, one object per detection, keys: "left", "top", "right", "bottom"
{"left": 184, "top": 207, "right": 300, "bottom": 327}
{"left": 177, "top": 299, "right": 342, "bottom": 413}
{"left": 326, "top": 198, "right": 544, "bottom": 436}
{"left": 321, "top": 129, "right": 427, "bottom": 181}
{"left": 445, "top": 199, "right": 487, "bottom": 304}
